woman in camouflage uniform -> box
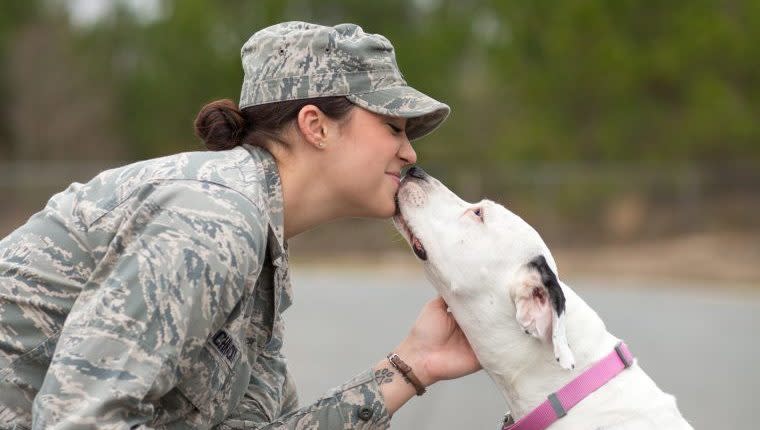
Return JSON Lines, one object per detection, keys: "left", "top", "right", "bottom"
{"left": 0, "top": 22, "right": 480, "bottom": 429}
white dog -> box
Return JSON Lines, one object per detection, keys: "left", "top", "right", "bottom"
{"left": 393, "top": 167, "right": 693, "bottom": 430}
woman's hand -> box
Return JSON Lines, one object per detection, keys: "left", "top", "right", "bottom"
{"left": 394, "top": 296, "right": 481, "bottom": 387}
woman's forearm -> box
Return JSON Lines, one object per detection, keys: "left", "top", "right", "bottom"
{"left": 374, "top": 342, "right": 432, "bottom": 415}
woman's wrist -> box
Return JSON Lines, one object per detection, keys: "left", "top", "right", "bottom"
{"left": 372, "top": 340, "right": 434, "bottom": 416}
{"left": 392, "top": 339, "right": 434, "bottom": 387}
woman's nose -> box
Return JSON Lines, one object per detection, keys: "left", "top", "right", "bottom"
{"left": 399, "top": 139, "right": 417, "bottom": 165}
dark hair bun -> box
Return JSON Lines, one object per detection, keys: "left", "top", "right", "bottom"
{"left": 194, "top": 99, "right": 247, "bottom": 151}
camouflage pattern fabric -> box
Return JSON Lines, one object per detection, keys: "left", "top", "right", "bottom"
{"left": 239, "top": 21, "right": 450, "bottom": 141}
{"left": 0, "top": 145, "right": 391, "bottom": 429}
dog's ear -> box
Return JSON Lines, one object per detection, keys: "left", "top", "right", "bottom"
{"left": 514, "top": 255, "right": 575, "bottom": 369}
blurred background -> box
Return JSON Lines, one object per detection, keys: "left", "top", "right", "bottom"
{"left": 1, "top": 0, "right": 758, "bottom": 428}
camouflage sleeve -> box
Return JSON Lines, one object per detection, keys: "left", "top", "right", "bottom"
{"left": 33, "top": 180, "right": 267, "bottom": 429}
{"left": 217, "top": 367, "right": 391, "bottom": 430}
{"left": 279, "top": 364, "right": 299, "bottom": 416}
{"left": 220, "top": 350, "right": 298, "bottom": 425}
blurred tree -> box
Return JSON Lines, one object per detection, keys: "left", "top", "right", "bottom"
{"left": 484, "top": 0, "right": 760, "bottom": 162}
{"left": 7, "top": 16, "right": 125, "bottom": 161}
{"left": 2, "top": 0, "right": 759, "bottom": 164}
{"left": 0, "top": 1, "right": 42, "bottom": 160}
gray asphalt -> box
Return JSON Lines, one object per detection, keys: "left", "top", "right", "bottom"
{"left": 281, "top": 267, "right": 759, "bottom": 429}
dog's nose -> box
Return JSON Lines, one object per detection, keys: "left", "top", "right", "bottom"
{"left": 407, "top": 166, "right": 427, "bottom": 180}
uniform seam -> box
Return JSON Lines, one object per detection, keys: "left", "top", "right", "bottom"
{"left": 85, "top": 178, "right": 269, "bottom": 229}
{"left": 346, "top": 84, "right": 411, "bottom": 97}
{"left": 0, "top": 330, "right": 60, "bottom": 374}
{"left": 242, "top": 68, "right": 401, "bottom": 85}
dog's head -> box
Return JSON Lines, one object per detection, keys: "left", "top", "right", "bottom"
{"left": 393, "top": 167, "right": 575, "bottom": 369}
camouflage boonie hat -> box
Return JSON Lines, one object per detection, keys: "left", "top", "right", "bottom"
{"left": 239, "top": 21, "right": 450, "bottom": 140}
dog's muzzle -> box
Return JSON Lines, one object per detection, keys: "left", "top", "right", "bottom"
{"left": 406, "top": 165, "right": 428, "bottom": 181}
{"left": 393, "top": 211, "right": 428, "bottom": 261}
{"left": 394, "top": 167, "right": 429, "bottom": 261}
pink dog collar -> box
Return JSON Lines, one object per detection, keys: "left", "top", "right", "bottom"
{"left": 502, "top": 342, "right": 634, "bottom": 430}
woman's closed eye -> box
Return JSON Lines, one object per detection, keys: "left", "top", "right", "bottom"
{"left": 387, "top": 123, "right": 403, "bottom": 134}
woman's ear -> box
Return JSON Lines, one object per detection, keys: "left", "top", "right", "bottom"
{"left": 296, "top": 104, "right": 329, "bottom": 149}
{"left": 513, "top": 255, "right": 575, "bottom": 370}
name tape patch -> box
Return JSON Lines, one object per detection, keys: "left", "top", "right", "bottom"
{"left": 212, "top": 329, "right": 239, "bottom": 364}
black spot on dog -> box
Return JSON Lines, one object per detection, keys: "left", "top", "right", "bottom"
{"left": 528, "top": 255, "right": 566, "bottom": 316}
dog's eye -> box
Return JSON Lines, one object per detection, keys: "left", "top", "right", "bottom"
{"left": 470, "top": 207, "right": 484, "bottom": 222}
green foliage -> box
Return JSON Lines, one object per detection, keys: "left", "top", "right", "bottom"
{"left": 485, "top": 0, "right": 760, "bottom": 162}
{"left": 0, "top": 1, "right": 41, "bottom": 159}
{"left": 1, "top": 0, "right": 759, "bottom": 163}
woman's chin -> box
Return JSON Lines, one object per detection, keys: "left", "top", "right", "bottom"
{"left": 364, "top": 198, "right": 398, "bottom": 219}
{"left": 365, "top": 206, "right": 396, "bottom": 219}
{"left": 350, "top": 188, "right": 397, "bottom": 219}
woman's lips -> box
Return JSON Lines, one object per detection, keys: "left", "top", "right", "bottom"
{"left": 386, "top": 172, "right": 401, "bottom": 185}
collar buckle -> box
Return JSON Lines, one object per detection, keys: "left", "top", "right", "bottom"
{"left": 614, "top": 341, "right": 633, "bottom": 368}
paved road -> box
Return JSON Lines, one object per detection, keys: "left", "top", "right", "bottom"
{"left": 281, "top": 267, "right": 759, "bottom": 429}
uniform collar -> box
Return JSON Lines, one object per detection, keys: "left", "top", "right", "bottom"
{"left": 241, "top": 144, "right": 293, "bottom": 314}
{"left": 241, "top": 144, "right": 287, "bottom": 260}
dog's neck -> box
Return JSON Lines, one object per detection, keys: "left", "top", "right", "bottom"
{"left": 442, "top": 281, "right": 619, "bottom": 418}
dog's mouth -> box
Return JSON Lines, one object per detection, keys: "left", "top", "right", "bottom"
{"left": 393, "top": 212, "right": 428, "bottom": 261}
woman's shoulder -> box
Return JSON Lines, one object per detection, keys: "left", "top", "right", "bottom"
{"left": 122, "top": 146, "right": 268, "bottom": 193}
{"left": 83, "top": 146, "right": 272, "bottom": 211}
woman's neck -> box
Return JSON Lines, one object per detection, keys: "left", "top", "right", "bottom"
{"left": 271, "top": 143, "right": 348, "bottom": 240}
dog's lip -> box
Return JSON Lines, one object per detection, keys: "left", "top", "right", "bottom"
{"left": 393, "top": 211, "right": 428, "bottom": 261}
{"left": 393, "top": 213, "right": 413, "bottom": 242}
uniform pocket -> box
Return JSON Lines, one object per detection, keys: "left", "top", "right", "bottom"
{"left": 175, "top": 343, "right": 234, "bottom": 419}
{"left": 0, "top": 334, "right": 59, "bottom": 426}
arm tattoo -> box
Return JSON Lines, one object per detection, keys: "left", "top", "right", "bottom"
{"left": 374, "top": 368, "right": 395, "bottom": 386}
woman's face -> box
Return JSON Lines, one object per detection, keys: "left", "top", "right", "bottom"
{"left": 327, "top": 107, "right": 418, "bottom": 218}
